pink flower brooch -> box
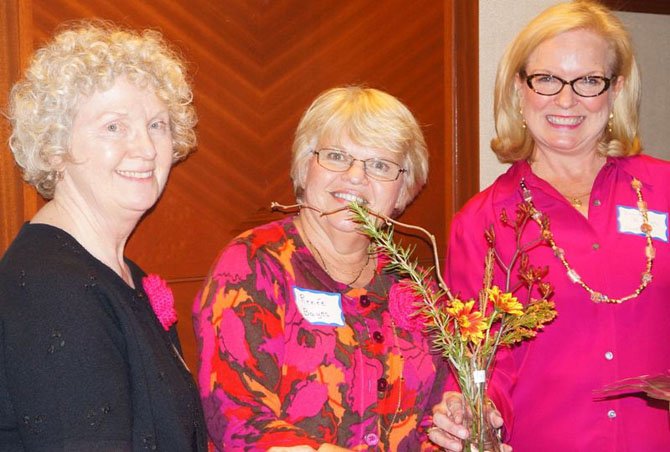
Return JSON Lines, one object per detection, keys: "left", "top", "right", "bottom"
{"left": 142, "top": 274, "right": 178, "bottom": 331}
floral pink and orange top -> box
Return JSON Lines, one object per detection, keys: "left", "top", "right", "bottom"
{"left": 193, "top": 217, "right": 446, "bottom": 451}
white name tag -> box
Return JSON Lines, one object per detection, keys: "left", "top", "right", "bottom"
{"left": 293, "top": 287, "right": 345, "bottom": 326}
{"left": 617, "top": 206, "right": 668, "bottom": 242}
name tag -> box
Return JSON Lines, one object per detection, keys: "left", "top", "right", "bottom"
{"left": 293, "top": 287, "right": 345, "bottom": 326}
{"left": 617, "top": 206, "right": 668, "bottom": 242}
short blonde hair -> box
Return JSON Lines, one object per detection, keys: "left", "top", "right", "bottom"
{"left": 9, "top": 20, "right": 197, "bottom": 198}
{"left": 492, "top": 0, "right": 641, "bottom": 162}
{"left": 290, "top": 86, "right": 428, "bottom": 213}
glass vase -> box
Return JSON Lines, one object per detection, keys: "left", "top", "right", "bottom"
{"left": 462, "top": 407, "right": 500, "bottom": 452}
{"left": 461, "top": 372, "right": 501, "bottom": 452}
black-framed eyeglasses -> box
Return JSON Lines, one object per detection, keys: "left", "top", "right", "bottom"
{"left": 313, "top": 148, "right": 406, "bottom": 182}
{"left": 522, "top": 71, "right": 613, "bottom": 97}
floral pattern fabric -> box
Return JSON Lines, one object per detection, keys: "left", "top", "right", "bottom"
{"left": 193, "top": 217, "right": 446, "bottom": 451}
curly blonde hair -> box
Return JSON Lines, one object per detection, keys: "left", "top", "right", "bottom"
{"left": 8, "top": 19, "right": 197, "bottom": 198}
{"left": 290, "top": 86, "right": 429, "bottom": 213}
{"left": 492, "top": 0, "right": 641, "bottom": 162}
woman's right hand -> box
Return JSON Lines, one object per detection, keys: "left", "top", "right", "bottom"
{"left": 428, "top": 391, "right": 512, "bottom": 452}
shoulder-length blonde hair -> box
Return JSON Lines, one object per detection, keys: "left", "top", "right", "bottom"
{"left": 290, "top": 85, "right": 428, "bottom": 213}
{"left": 9, "top": 19, "right": 197, "bottom": 198}
{"left": 492, "top": 0, "right": 641, "bottom": 162}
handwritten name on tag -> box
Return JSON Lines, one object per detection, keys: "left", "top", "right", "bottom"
{"left": 293, "top": 287, "right": 345, "bottom": 326}
{"left": 617, "top": 206, "right": 668, "bottom": 242}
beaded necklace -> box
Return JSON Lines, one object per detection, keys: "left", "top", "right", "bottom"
{"left": 520, "top": 177, "right": 655, "bottom": 304}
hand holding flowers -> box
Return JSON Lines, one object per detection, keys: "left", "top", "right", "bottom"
{"left": 430, "top": 391, "right": 507, "bottom": 452}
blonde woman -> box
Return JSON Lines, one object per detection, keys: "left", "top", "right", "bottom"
{"left": 194, "top": 86, "right": 446, "bottom": 450}
{"left": 430, "top": 1, "right": 670, "bottom": 451}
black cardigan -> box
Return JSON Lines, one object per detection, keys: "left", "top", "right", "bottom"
{"left": 0, "top": 223, "right": 207, "bottom": 451}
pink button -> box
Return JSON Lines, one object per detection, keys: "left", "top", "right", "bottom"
{"left": 364, "top": 433, "right": 379, "bottom": 446}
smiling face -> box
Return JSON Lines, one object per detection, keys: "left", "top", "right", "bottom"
{"left": 516, "top": 29, "right": 623, "bottom": 159}
{"left": 59, "top": 76, "right": 173, "bottom": 221}
{"left": 302, "top": 136, "right": 404, "bottom": 234}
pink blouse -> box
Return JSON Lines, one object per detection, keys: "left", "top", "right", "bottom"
{"left": 447, "top": 155, "right": 670, "bottom": 451}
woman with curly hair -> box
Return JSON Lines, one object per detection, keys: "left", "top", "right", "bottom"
{"left": 0, "top": 21, "right": 206, "bottom": 451}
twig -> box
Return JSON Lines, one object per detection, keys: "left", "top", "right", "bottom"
{"left": 271, "top": 201, "right": 451, "bottom": 296}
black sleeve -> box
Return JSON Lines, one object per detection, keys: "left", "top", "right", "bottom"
{"left": 1, "top": 265, "right": 133, "bottom": 450}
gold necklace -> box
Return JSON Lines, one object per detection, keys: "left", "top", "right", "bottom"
{"left": 528, "top": 159, "right": 596, "bottom": 209}
{"left": 567, "top": 191, "right": 591, "bottom": 208}
{"left": 520, "top": 177, "right": 655, "bottom": 304}
{"left": 305, "top": 235, "right": 371, "bottom": 286}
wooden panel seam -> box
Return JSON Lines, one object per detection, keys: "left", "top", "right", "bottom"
{"left": 0, "top": 0, "right": 35, "bottom": 255}
{"left": 452, "top": 0, "right": 479, "bottom": 213}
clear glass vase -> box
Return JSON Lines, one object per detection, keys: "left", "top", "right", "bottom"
{"left": 461, "top": 373, "right": 501, "bottom": 452}
{"left": 462, "top": 408, "right": 500, "bottom": 452}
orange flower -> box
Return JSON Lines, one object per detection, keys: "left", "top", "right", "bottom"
{"left": 487, "top": 286, "right": 523, "bottom": 316}
{"left": 446, "top": 299, "right": 486, "bottom": 344}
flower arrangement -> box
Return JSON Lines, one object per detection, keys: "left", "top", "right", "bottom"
{"left": 349, "top": 201, "right": 557, "bottom": 451}
{"left": 142, "top": 274, "right": 178, "bottom": 331}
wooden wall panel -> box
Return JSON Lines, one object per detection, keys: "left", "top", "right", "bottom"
{"left": 453, "top": 0, "right": 479, "bottom": 212}
{"left": 3, "top": 0, "right": 478, "bottom": 372}
{"left": 0, "top": 0, "right": 35, "bottom": 251}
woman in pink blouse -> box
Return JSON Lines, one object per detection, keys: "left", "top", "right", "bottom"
{"left": 429, "top": 1, "right": 670, "bottom": 451}
{"left": 193, "top": 86, "right": 445, "bottom": 450}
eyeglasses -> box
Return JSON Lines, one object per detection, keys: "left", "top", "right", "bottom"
{"left": 522, "top": 71, "right": 613, "bottom": 97}
{"left": 313, "top": 148, "right": 406, "bottom": 182}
